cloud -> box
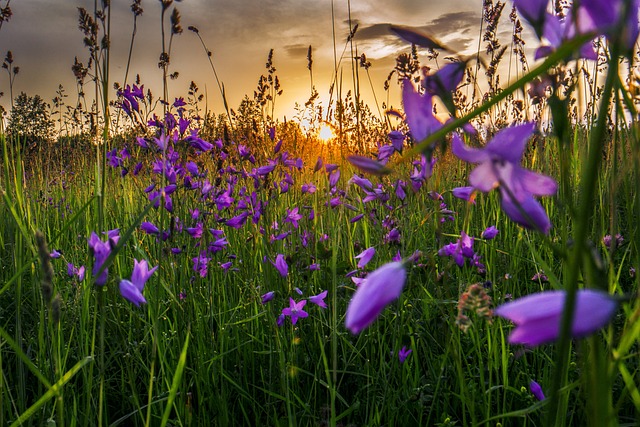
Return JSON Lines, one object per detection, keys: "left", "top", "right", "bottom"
{"left": 284, "top": 43, "right": 312, "bottom": 59}
{"left": 423, "top": 11, "right": 478, "bottom": 35}
{"left": 353, "top": 11, "right": 480, "bottom": 61}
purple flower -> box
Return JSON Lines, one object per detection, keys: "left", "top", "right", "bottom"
{"left": 452, "top": 124, "right": 557, "bottom": 234}
{"left": 452, "top": 186, "right": 475, "bottom": 202}
{"left": 345, "top": 262, "right": 407, "bottom": 334}
{"left": 309, "top": 290, "right": 328, "bottom": 308}
{"left": 422, "top": 61, "right": 466, "bottom": 111}
{"left": 388, "top": 130, "right": 405, "bottom": 152}
{"left": 281, "top": 298, "right": 309, "bottom": 325}
{"left": 350, "top": 214, "right": 365, "bottom": 223}
{"left": 402, "top": 80, "right": 444, "bottom": 143}
{"left": 256, "top": 163, "right": 276, "bottom": 176}
{"left": 329, "top": 169, "right": 341, "bottom": 188}
{"left": 494, "top": 289, "right": 619, "bottom": 347}
{"left": 398, "top": 346, "right": 412, "bottom": 363}
{"left": 481, "top": 226, "right": 499, "bottom": 240}
{"left": 512, "top": 0, "right": 548, "bottom": 37}
{"left": 385, "top": 228, "right": 401, "bottom": 244}
{"left": 355, "top": 247, "right": 376, "bottom": 269}
{"left": 67, "top": 263, "right": 86, "bottom": 281}
{"left": 261, "top": 291, "right": 275, "bottom": 304}
{"left": 186, "top": 222, "right": 204, "bottom": 239}
{"left": 314, "top": 157, "right": 324, "bottom": 172}
{"left": 49, "top": 249, "right": 62, "bottom": 259}
{"left": 301, "top": 183, "right": 317, "bottom": 194}
{"left": 438, "top": 231, "right": 475, "bottom": 267}
{"left": 529, "top": 380, "right": 545, "bottom": 401}
{"left": 284, "top": 207, "right": 303, "bottom": 229}
{"left": 347, "top": 155, "right": 391, "bottom": 176}
{"left": 88, "top": 231, "right": 116, "bottom": 286}
{"left": 580, "top": 0, "right": 639, "bottom": 52}
{"left": 274, "top": 254, "right": 288, "bottom": 277}
{"left": 119, "top": 259, "right": 158, "bottom": 307}
{"left": 225, "top": 212, "right": 249, "bottom": 229}
{"left": 192, "top": 252, "right": 210, "bottom": 278}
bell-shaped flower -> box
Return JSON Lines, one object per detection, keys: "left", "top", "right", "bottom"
{"left": 512, "top": 0, "right": 549, "bottom": 38}
{"left": 481, "top": 226, "right": 499, "bottom": 240}
{"left": 494, "top": 289, "right": 619, "bottom": 347}
{"left": 402, "top": 80, "right": 444, "bottom": 143}
{"left": 274, "top": 254, "right": 288, "bottom": 277}
{"left": 119, "top": 259, "right": 158, "bottom": 307}
{"left": 422, "top": 61, "right": 467, "bottom": 113}
{"left": 529, "top": 380, "right": 546, "bottom": 401}
{"left": 355, "top": 247, "right": 376, "bottom": 269}
{"left": 281, "top": 298, "right": 308, "bottom": 325}
{"left": 452, "top": 123, "right": 557, "bottom": 233}
{"left": 345, "top": 262, "right": 407, "bottom": 334}
{"left": 261, "top": 291, "right": 275, "bottom": 305}
{"left": 88, "top": 231, "right": 117, "bottom": 286}
{"left": 398, "top": 346, "right": 413, "bottom": 363}
{"left": 347, "top": 155, "right": 391, "bottom": 176}
{"left": 309, "top": 290, "right": 328, "bottom": 308}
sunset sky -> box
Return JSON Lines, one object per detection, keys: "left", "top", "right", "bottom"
{"left": 0, "top": 0, "right": 531, "bottom": 124}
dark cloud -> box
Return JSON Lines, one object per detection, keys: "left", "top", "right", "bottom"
{"left": 284, "top": 43, "right": 312, "bottom": 58}
{"left": 355, "top": 23, "right": 394, "bottom": 42}
{"left": 423, "top": 11, "right": 479, "bottom": 35}
{"left": 444, "top": 36, "right": 475, "bottom": 53}
{"left": 355, "top": 11, "right": 479, "bottom": 44}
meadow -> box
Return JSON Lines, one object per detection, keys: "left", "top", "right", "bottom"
{"left": 1, "top": 0, "right": 640, "bottom": 426}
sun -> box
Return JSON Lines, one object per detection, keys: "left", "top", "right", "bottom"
{"left": 318, "top": 123, "right": 335, "bottom": 142}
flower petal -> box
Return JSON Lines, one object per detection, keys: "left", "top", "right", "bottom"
{"left": 469, "top": 162, "right": 499, "bottom": 192}
{"left": 500, "top": 189, "right": 552, "bottom": 234}
{"left": 485, "top": 123, "right": 536, "bottom": 163}
{"left": 119, "top": 279, "right": 147, "bottom": 307}
{"left": 451, "top": 134, "right": 490, "bottom": 163}
{"left": 520, "top": 169, "right": 558, "bottom": 196}
{"left": 345, "top": 262, "right": 406, "bottom": 334}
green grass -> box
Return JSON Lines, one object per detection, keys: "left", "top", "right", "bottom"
{"left": 1, "top": 115, "right": 639, "bottom": 426}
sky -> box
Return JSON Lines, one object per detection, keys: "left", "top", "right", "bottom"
{"left": 0, "top": 0, "right": 529, "bottom": 127}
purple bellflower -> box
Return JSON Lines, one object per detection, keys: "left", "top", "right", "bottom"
{"left": 482, "top": 226, "right": 499, "bottom": 240}
{"left": 355, "top": 247, "right": 376, "bottom": 269}
{"left": 398, "top": 346, "right": 413, "bottom": 363}
{"left": 119, "top": 259, "right": 158, "bottom": 307}
{"left": 274, "top": 254, "right": 288, "bottom": 277}
{"left": 452, "top": 124, "right": 558, "bottom": 234}
{"left": 494, "top": 289, "right": 619, "bottom": 347}
{"left": 141, "top": 221, "right": 160, "bottom": 235}
{"left": 529, "top": 380, "right": 546, "bottom": 401}
{"left": 402, "top": 80, "right": 443, "bottom": 143}
{"left": 309, "top": 290, "right": 328, "bottom": 308}
{"left": 347, "top": 155, "right": 391, "bottom": 176}
{"left": 345, "top": 262, "right": 407, "bottom": 334}
{"left": 261, "top": 291, "right": 275, "bottom": 305}
{"left": 422, "top": 61, "right": 467, "bottom": 113}
{"left": 281, "top": 298, "right": 309, "bottom": 325}
{"left": 88, "top": 231, "right": 118, "bottom": 286}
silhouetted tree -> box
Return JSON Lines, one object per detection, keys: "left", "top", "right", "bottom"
{"left": 7, "top": 92, "right": 54, "bottom": 149}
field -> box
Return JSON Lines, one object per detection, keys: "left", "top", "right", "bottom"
{"left": 1, "top": 1, "right": 640, "bottom": 426}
